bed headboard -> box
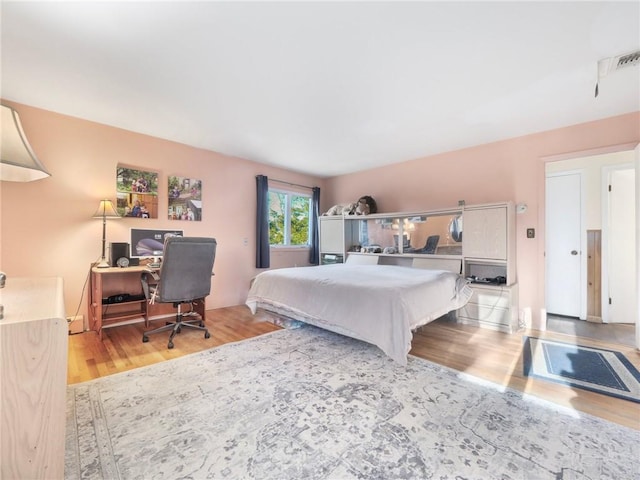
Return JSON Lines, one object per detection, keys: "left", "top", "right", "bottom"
{"left": 345, "top": 254, "right": 379, "bottom": 265}
{"left": 412, "top": 257, "right": 462, "bottom": 274}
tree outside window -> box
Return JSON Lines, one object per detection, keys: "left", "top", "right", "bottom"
{"left": 268, "top": 189, "right": 311, "bottom": 246}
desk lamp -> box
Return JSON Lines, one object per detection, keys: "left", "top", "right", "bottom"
{"left": 93, "top": 199, "right": 121, "bottom": 268}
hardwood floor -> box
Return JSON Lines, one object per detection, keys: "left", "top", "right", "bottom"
{"left": 68, "top": 306, "right": 640, "bottom": 430}
{"left": 547, "top": 314, "right": 636, "bottom": 346}
{"left": 67, "top": 306, "right": 281, "bottom": 384}
{"left": 413, "top": 315, "right": 640, "bottom": 430}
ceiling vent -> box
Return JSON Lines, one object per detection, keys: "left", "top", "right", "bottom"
{"left": 595, "top": 49, "right": 640, "bottom": 97}
{"left": 615, "top": 50, "right": 640, "bottom": 70}
{"left": 599, "top": 50, "right": 640, "bottom": 77}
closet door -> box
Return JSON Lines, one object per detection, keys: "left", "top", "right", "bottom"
{"left": 545, "top": 172, "right": 582, "bottom": 318}
{"left": 606, "top": 166, "right": 636, "bottom": 324}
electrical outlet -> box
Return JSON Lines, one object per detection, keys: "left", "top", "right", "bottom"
{"left": 526, "top": 228, "right": 535, "bottom": 239}
{"left": 67, "top": 315, "right": 84, "bottom": 334}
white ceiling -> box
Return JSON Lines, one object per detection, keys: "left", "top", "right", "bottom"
{"left": 1, "top": 2, "right": 639, "bottom": 178}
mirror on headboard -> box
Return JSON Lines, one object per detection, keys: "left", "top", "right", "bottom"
{"left": 346, "top": 209, "right": 463, "bottom": 256}
{"left": 404, "top": 213, "right": 462, "bottom": 255}
{"left": 449, "top": 214, "right": 463, "bottom": 243}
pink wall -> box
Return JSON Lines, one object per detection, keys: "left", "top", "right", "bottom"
{"left": 325, "top": 112, "right": 640, "bottom": 327}
{"left": 0, "top": 102, "right": 326, "bottom": 317}
{"left": 1, "top": 101, "right": 638, "bottom": 330}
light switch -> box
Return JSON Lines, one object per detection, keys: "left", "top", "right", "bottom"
{"left": 526, "top": 228, "right": 535, "bottom": 239}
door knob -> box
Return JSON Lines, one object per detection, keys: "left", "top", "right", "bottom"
{"left": 571, "top": 250, "right": 578, "bottom": 255}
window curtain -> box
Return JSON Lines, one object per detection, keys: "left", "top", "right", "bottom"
{"left": 255, "top": 175, "right": 270, "bottom": 268}
{"left": 309, "top": 186, "right": 321, "bottom": 265}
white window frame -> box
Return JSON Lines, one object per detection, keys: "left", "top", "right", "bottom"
{"left": 268, "top": 187, "right": 312, "bottom": 249}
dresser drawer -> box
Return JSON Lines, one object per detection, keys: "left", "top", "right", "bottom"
{"left": 456, "top": 283, "right": 519, "bottom": 333}
{"left": 467, "top": 287, "right": 511, "bottom": 309}
{"left": 458, "top": 303, "right": 512, "bottom": 326}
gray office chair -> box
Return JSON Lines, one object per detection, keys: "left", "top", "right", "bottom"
{"left": 423, "top": 235, "right": 440, "bottom": 254}
{"left": 141, "top": 236, "right": 217, "bottom": 349}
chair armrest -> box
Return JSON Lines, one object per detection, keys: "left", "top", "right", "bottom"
{"left": 141, "top": 270, "right": 161, "bottom": 302}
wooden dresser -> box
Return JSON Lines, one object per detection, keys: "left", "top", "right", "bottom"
{"left": 0, "top": 277, "right": 67, "bottom": 480}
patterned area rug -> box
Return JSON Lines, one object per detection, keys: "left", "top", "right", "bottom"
{"left": 523, "top": 336, "right": 640, "bottom": 403}
{"left": 66, "top": 326, "right": 639, "bottom": 480}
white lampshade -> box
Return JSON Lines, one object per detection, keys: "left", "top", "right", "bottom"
{"left": 93, "top": 199, "right": 121, "bottom": 219}
{"left": 0, "top": 104, "right": 51, "bottom": 182}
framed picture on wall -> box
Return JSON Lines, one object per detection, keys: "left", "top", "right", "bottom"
{"left": 116, "top": 165, "right": 159, "bottom": 218}
{"left": 168, "top": 175, "right": 202, "bottom": 221}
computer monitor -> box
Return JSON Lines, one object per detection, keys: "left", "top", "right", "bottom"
{"left": 130, "top": 228, "right": 183, "bottom": 258}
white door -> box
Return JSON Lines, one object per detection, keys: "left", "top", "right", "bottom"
{"left": 606, "top": 167, "right": 636, "bottom": 323}
{"left": 546, "top": 172, "right": 583, "bottom": 318}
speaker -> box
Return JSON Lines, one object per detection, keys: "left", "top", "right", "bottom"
{"left": 109, "top": 242, "right": 130, "bottom": 267}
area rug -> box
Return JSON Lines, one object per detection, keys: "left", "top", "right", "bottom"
{"left": 66, "top": 326, "right": 639, "bottom": 480}
{"left": 523, "top": 336, "right": 640, "bottom": 404}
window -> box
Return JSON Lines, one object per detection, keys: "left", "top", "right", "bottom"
{"left": 268, "top": 189, "right": 311, "bottom": 247}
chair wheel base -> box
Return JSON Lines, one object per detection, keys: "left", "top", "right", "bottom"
{"left": 142, "top": 318, "right": 211, "bottom": 348}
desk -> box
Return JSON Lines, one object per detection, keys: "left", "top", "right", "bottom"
{"left": 88, "top": 266, "right": 205, "bottom": 338}
{"left": 1, "top": 277, "right": 67, "bottom": 479}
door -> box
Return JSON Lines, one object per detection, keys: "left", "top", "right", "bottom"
{"left": 605, "top": 166, "right": 636, "bottom": 323}
{"left": 546, "top": 172, "right": 583, "bottom": 318}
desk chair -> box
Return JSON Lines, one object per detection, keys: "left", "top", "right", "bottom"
{"left": 423, "top": 235, "right": 440, "bottom": 254}
{"left": 141, "top": 236, "right": 216, "bottom": 349}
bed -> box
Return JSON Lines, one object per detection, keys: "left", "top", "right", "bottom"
{"left": 246, "top": 261, "right": 473, "bottom": 365}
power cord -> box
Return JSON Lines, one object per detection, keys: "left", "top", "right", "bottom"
{"left": 68, "top": 269, "right": 91, "bottom": 330}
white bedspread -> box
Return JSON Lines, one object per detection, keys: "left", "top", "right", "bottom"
{"left": 246, "top": 264, "right": 473, "bottom": 365}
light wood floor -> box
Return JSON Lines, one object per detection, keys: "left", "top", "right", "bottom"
{"left": 68, "top": 306, "right": 640, "bottom": 430}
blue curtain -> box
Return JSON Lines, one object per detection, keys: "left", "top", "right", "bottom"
{"left": 308, "top": 187, "right": 321, "bottom": 265}
{"left": 255, "top": 175, "right": 270, "bottom": 268}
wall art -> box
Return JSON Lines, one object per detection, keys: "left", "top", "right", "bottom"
{"left": 116, "top": 165, "right": 159, "bottom": 219}
{"left": 168, "top": 176, "right": 202, "bottom": 221}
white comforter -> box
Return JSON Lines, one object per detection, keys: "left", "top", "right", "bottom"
{"left": 246, "top": 264, "right": 472, "bottom": 365}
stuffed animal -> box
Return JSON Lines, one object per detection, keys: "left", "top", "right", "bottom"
{"left": 322, "top": 196, "right": 378, "bottom": 216}
{"left": 322, "top": 203, "right": 357, "bottom": 216}
{"left": 355, "top": 200, "right": 370, "bottom": 215}
{"left": 356, "top": 196, "right": 378, "bottom": 215}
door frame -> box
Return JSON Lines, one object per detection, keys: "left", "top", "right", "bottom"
{"left": 545, "top": 169, "right": 587, "bottom": 320}
{"left": 601, "top": 162, "right": 635, "bottom": 323}
{"left": 540, "top": 143, "right": 639, "bottom": 350}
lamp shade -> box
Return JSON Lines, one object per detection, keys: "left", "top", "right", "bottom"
{"left": 0, "top": 104, "right": 51, "bottom": 182}
{"left": 93, "top": 199, "right": 121, "bottom": 219}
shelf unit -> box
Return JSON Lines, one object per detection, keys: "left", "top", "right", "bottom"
{"left": 320, "top": 207, "right": 464, "bottom": 265}
{"left": 101, "top": 299, "right": 146, "bottom": 323}
{"left": 318, "top": 202, "right": 519, "bottom": 331}
{"left": 462, "top": 202, "right": 516, "bottom": 285}
{"left": 319, "top": 215, "right": 359, "bottom": 264}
